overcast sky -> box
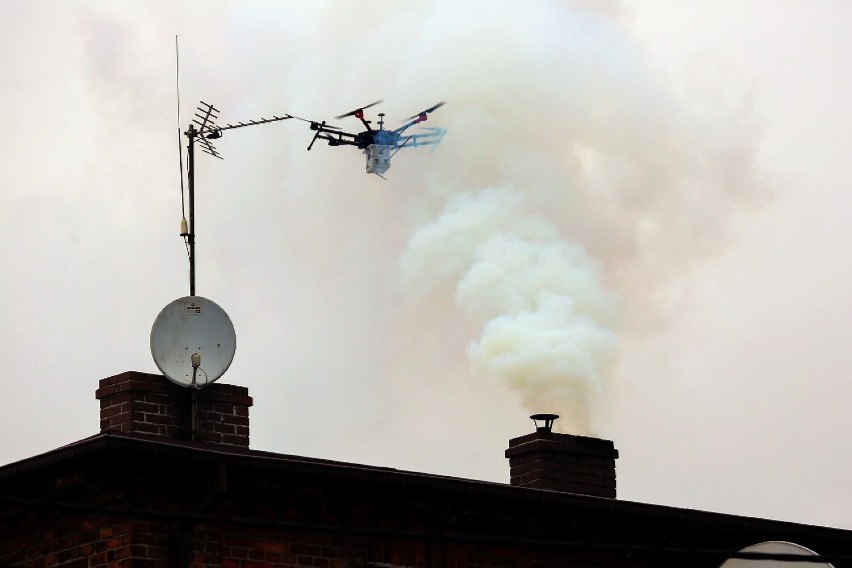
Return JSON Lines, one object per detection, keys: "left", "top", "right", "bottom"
{"left": 1, "top": 1, "right": 851, "bottom": 532}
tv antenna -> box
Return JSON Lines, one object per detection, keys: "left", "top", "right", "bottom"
{"left": 180, "top": 101, "right": 296, "bottom": 296}
{"left": 153, "top": 41, "right": 301, "bottom": 442}
{"left": 161, "top": 103, "right": 295, "bottom": 431}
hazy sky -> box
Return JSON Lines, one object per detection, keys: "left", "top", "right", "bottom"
{"left": 1, "top": 1, "right": 851, "bottom": 531}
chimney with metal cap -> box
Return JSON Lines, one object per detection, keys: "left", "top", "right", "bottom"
{"left": 505, "top": 414, "right": 618, "bottom": 498}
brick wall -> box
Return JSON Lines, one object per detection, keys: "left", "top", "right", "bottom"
{"left": 95, "top": 371, "right": 252, "bottom": 447}
{"left": 0, "top": 498, "right": 143, "bottom": 568}
{"left": 505, "top": 430, "right": 618, "bottom": 498}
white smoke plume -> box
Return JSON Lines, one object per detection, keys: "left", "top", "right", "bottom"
{"left": 386, "top": 1, "right": 761, "bottom": 434}
{"left": 401, "top": 187, "right": 619, "bottom": 432}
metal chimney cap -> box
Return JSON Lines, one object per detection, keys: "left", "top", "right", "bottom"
{"left": 530, "top": 413, "right": 559, "bottom": 433}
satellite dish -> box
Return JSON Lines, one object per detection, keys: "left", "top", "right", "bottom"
{"left": 150, "top": 296, "right": 236, "bottom": 388}
{"left": 719, "top": 541, "right": 833, "bottom": 567}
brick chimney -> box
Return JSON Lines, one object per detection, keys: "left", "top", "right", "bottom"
{"left": 505, "top": 414, "right": 618, "bottom": 498}
{"left": 95, "top": 371, "right": 253, "bottom": 448}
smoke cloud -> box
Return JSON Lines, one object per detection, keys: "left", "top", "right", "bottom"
{"left": 386, "top": 1, "right": 761, "bottom": 433}
{"left": 401, "top": 187, "right": 619, "bottom": 432}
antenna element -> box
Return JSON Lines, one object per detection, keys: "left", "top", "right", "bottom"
{"left": 181, "top": 101, "right": 295, "bottom": 296}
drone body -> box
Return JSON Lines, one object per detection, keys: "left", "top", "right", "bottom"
{"left": 305, "top": 100, "right": 446, "bottom": 177}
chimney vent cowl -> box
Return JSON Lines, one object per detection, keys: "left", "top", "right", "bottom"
{"left": 530, "top": 413, "right": 559, "bottom": 433}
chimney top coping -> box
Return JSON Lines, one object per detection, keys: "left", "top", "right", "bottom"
{"left": 505, "top": 434, "right": 618, "bottom": 460}
{"left": 507, "top": 431, "right": 616, "bottom": 448}
{"left": 96, "top": 371, "right": 252, "bottom": 406}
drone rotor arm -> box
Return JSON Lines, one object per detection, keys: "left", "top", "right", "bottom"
{"left": 307, "top": 119, "right": 366, "bottom": 150}
{"left": 392, "top": 119, "right": 420, "bottom": 136}
{"left": 389, "top": 135, "right": 413, "bottom": 159}
{"left": 390, "top": 128, "right": 446, "bottom": 151}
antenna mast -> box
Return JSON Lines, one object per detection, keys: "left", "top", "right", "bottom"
{"left": 182, "top": 102, "right": 294, "bottom": 296}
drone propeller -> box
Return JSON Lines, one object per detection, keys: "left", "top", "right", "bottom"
{"left": 335, "top": 100, "right": 384, "bottom": 120}
{"left": 405, "top": 101, "right": 445, "bottom": 121}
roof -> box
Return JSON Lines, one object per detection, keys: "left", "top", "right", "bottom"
{"left": 0, "top": 430, "right": 848, "bottom": 538}
{"left": 3, "top": 431, "right": 852, "bottom": 566}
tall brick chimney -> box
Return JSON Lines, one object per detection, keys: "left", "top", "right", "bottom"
{"left": 505, "top": 414, "right": 618, "bottom": 498}
{"left": 95, "top": 371, "right": 253, "bottom": 448}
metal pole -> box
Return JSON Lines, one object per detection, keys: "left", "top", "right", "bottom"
{"left": 191, "top": 388, "right": 198, "bottom": 442}
{"left": 187, "top": 125, "right": 196, "bottom": 296}
{"left": 187, "top": 126, "right": 198, "bottom": 443}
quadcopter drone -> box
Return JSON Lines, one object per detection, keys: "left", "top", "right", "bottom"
{"left": 302, "top": 100, "right": 446, "bottom": 178}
